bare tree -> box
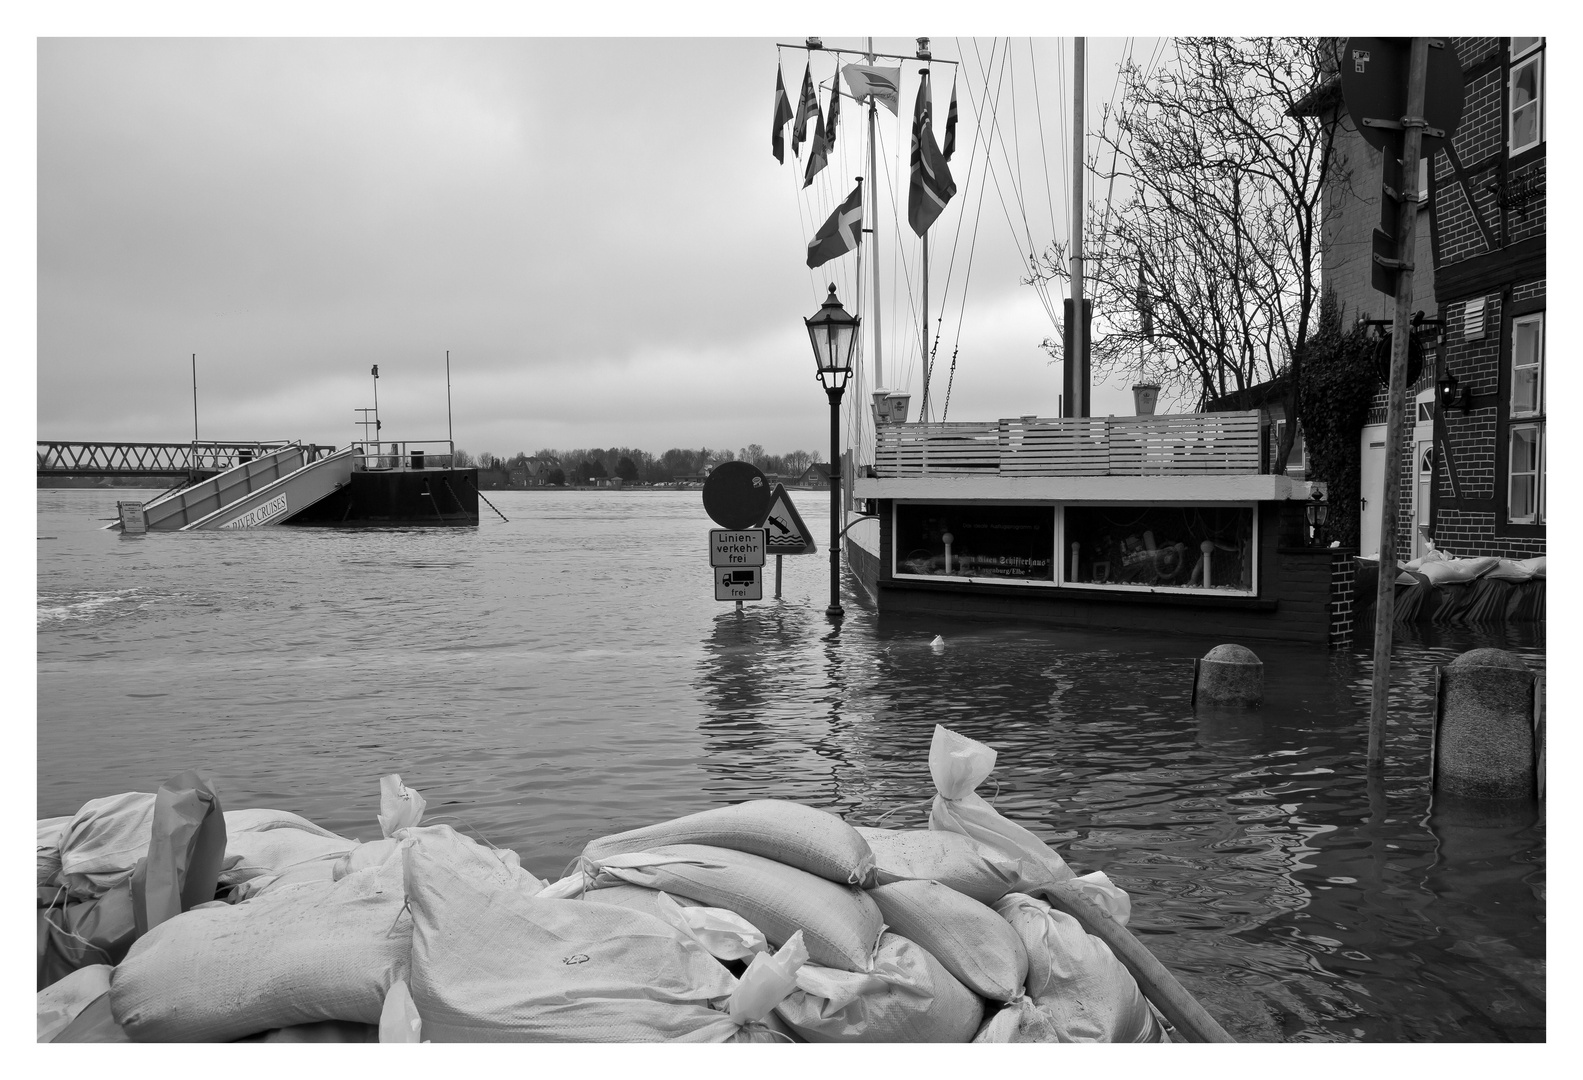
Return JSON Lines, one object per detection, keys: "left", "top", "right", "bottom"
{"left": 1034, "top": 37, "right": 1345, "bottom": 472}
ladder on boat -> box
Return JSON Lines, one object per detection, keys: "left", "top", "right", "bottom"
{"left": 109, "top": 444, "right": 358, "bottom": 530}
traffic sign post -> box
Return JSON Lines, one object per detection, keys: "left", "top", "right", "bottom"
{"left": 758, "top": 483, "right": 816, "bottom": 600}
{"left": 715, "top": 566, "right": 763, "bottom": 602}
{"left": 709, "top": 528, "right": 765, "bottom": 606}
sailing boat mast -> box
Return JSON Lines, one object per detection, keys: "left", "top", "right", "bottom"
{"left": 866, "top": 37, "right": 883, "bottom": 393}
{"left": 919, "top": 43, "right": 932, "bottom": 422}
{"left": 1067, "top": 36, "right": 1088, "bottom": 418}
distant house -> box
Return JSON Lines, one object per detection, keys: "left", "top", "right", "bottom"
{"left": 523, "top": 457, "right": 559, "bottom": 487}
{"left": 796, "top": 463, "right": 832, "bottom": 489}
{"left": 1204, "top": 376, "right": 1307, "bottom": 479}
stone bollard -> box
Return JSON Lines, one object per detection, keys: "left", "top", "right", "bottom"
{"left": 1192, "top": 644, "right": 1263, "bottom": 708}
{"left": 1433, "top": 648, "right": 1541, "bottom": 800}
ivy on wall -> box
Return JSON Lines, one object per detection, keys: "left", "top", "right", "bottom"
{"left": 1298, "top": 289, "right": 1378, "bottom": 550}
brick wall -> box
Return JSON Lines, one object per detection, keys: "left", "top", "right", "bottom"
{"left": 1329, "top": 551, "right": 1356, "bottom": 644}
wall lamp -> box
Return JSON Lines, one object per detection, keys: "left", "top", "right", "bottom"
{"left": 1436, "top": 370, "right": 1474, "bottom": 414}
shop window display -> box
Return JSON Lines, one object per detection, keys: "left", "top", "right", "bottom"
{"left": 1065, "top": 505, "right": 1254, "bottom": 591}
{"left": 893, "top": 503, "right": 1055, "bottom": 581}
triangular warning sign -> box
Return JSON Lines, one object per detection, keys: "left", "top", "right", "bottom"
{"left": 758, "top": 483, "right": 816, "bottom": 555}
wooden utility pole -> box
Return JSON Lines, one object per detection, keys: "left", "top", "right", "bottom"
{"left": 1368, "top": 38, "right": 1431, "bottom": 770}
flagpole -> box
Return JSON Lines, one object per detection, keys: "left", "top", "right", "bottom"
{"left": 1070, "top": 36, "right": 1087, "bottom": 418}
{"left": 920, "top": 67, "right": 931, "bottom": 423}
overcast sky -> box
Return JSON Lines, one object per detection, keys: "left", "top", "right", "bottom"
{"left": 34, "top": 22, "right": 1177, "bottom": 462}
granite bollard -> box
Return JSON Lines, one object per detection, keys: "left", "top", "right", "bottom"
{"left": 1192, "top": 644, "right": 1262, "bottom": 708}
{"left": 1433, "top": 648, "right": 1540, "bottom": 800}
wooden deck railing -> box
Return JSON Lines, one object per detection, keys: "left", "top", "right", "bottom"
{"left": 872, "top": 411, "right": 1264, "bottom": 477}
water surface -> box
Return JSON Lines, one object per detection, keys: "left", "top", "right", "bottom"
{"left": 37, "top": 487, "right": 1545, "bottom": 1042}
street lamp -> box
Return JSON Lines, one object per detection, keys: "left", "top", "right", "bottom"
{"left": 1305, "top": 488, "right": 1329, "bottom": 545}
{"left": 806, "top": 283, "right": 860, "bottom": 619}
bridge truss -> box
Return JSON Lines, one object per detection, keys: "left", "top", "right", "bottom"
{"left": 37, "top": 441, "right": 339, "bottom": 478}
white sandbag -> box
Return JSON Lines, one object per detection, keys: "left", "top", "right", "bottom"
{"left": 335, "top": 833, "right": 541, "bottom": 890}
{"left": 402, "top": 824, "right": 755, "bottom": 1042}
{"left": 774, "top": 932, "right": 984, "bottom": 1043}
{"left": 110, "top": 852, "right": 410, "bottom": 1041}
{"left": 1485, "top": 555, "right": 1546, "bottom": 582}
{"left": 972, "top": 996, "right": 1064, "bottom": 1043}
{"left": 867, "top": 879, "right": 1028, "bottom": 1001}
{"left": 38, "top": 815, "right": 72, "bottom": 890}
{"left": 583, "top": 885, "right": 769, "bottom": 961}
{"left": 581, "top": 799, "right": 877, "bottom": 887}
{"left": 377, "top": 773, "right": 426, "bottom": 837}
{"left": 379, "top": 979, "right": 423, "bottom": 1043}
{"left": 227, "top": 854, "right": 348, "bottom": 901}
{"left": 38, "top": 964, "right": 113, "bottom": 1042}
{"left": 58, "top": 792, "right": 157, "bottom": 899}
{"left": 927, "top": 725, "right": 1131, "bottom": 924}
{"left": 1418, "top": 555, "right": 1500, "bottom": 585}
{"left": 580, "top": 843, "right": 884, "bottom": 972}
{"left": 218, "top": 808, "right": 359, "bottom": 892}
{"left": 855, "top": 826, "right": 1019, "bottom": 905}
{"left": 995, "top": 892, "right": 1167, "bottom": 1042}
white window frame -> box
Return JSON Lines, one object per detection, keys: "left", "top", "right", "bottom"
{"left": 1509, "top": 47, "right": 1543, "bottom": 156}
{"left": 1510, "top": 313, "right": 1544, "bottom": 418}
{"left": 1507, "top": 424, "right": 1543, "bottom": 525}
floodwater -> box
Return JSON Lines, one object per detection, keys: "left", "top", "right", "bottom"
{"left": 36, "top": 487, "right": 1545, "bottom": 1042}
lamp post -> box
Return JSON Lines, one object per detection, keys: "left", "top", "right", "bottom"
{"left": 806, "top": 284, "right": 860, "bottom": 620}
{"left": 1305, "top": 488, "right": 1329, "bottom": 546}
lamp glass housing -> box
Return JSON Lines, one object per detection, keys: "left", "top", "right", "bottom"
{"left": 806, "top": 284, "right": 859, "bottom": 393}
{"left": 1305, "top": 491, "right": 1329, "bottom": 529}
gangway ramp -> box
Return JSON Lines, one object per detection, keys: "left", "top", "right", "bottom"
{"left": 118, "top": 443, "right": 353, "bottom": 531}
{"left": 181, "top": 446, "right": 359, "bottom": 530}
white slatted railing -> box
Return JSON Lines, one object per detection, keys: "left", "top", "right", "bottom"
{"left": 873, "top": 412, "right": 1263, "bottom": 477}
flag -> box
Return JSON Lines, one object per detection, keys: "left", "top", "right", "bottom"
{"left": 907, "top": 72, "right": 956, "bottom": 236}
{"left": 825, "top": 73, "right": 840, "bottom": 154}
{"left": 1138, "top": 258, "right": 1155, "bottom": 341}
{"left": 807, "top": 182, "right": 863, "bottom": 268}
{"left": 943, "top": 75, "right": 958, "bottom": 161}
{"left": 803, "top": 108, "right": 828, "bottom": 188}
{"left": 842, "top": 64, "right": 901, "bottom": 115}
{"left": 771, "top": 65, "right": 794, "bottom": 163}
{"left": 792, "top": 64, "right": 818, "bottom": 156}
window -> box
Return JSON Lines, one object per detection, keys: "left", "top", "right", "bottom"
{"left": 1273, "top": 420, "right": 1306, "bottom": 475}
{"left": 1506, "top": 313, "right": 1544, "bottom": 526}
{"left": 1510, "top": 43, "right": 1543, "bottom": 155}
{"left": 893, "top": 503, "right": 1055, "bottom": 581}
{"left": 1065, "top": 505, "right": 1255, "bottom": 593}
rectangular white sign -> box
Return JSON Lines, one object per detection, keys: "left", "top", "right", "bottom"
{"left": 715, "top": 566, "right": 763, "bottom": 601}
{"left": 221, "top": 493, "right": 289, "bottom": 529}
{"left": 709, "top": 528, "right": 766, "bottom": 567}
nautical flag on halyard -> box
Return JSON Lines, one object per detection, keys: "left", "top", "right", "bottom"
{"left": 943, "top": 75, "right": 958, "bottom": 161}
{"left": 792, "top": 64, "right": 818, "bottom": 156}
{"left": 824, "top": 72, "right": 840, "bottom": 154}
{"left": 803, "top": 108, "right": 828, "bottom": 187}
{"left": 907, "top": 72, "right": 956, "bottom": 236}
{"left": 842, "top": 64, "right": 901, "bottom": 115}
{"left": 772, "top": 64, "right": 794, "bottom": 163}
{"left": 807, "top": 182, "right": 863, "bottom": 268}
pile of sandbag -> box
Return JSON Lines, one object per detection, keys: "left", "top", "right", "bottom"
{"left": 39, "top": 728, "right": 1179, "bottom": 1044}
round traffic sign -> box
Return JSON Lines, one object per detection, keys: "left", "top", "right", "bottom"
{"left": 702, "top": 461, "right": 773, "bottom": 529}
{"left": 1340, "top": 38, "right": 1465, "bottom": 154}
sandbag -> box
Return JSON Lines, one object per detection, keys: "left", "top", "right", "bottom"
{"left": 581, "top": 799, "right": 877, "bottom": 887}
{"left": 928, "top": 725, "right": 1131, "bottom": 924}
{"left": 973, "top": 996, "right": 1064, "bottom": 1043}
{"left": 130, "top": 770, "right": 227, "bottom": 935}
{"left": 1418, "top": 556, "right": 1500, "bottom": 586}
{"left": 995, "top": 891, "right": 1167, "bottom": 1042}
{"left": 38, "top": 964, "right": 114, "bottom": 1042}
{"left": 1485, "top": 555, "right": 1546, "bottom": 582}
{"left": 38, "top": 815, "right": 72, "bottom": 890}
{"left": 855, "top": 826, "right": 1019, "bottom": 905}
{"left": 402, "top": 823, "right": 759, "bottom": 1042}
{"left": 583, "top": 884, "right": 769, "bottom": 961}
{"left": 219, "top": 808, "right": 359, "bottom": 890}
{"left": 234, "top": 1020, "right": 380, "bottom": 1042}
{"left": 110, "top": 851, "right": 410, "bottom": 1041}
{"left": 379, "top": 979, "right": 423, "bottom": 1043}
{"left": 774, "top": 932, "right": 984, "bottom": 1043}
{"left": 867, "top": 879, "right": 1028, "bottom": 1001}
{"left": 57, "top": 791, "right": 157, "bottom": 899}
{"left": 37, "top": 880, "right": 138, "bottom": 990}
{"left": 580, "top": 843, "right": 884, "bottom": 972}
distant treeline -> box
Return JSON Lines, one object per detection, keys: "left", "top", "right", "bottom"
{"left": 457, "top": 445, "right": 824, "bottom": 487}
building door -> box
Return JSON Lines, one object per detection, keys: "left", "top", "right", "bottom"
{"left": 1413, "top": 390, "right": 1436, "bottom": 558}
{"left": 1359, "top": 424, "right": 1387, "bottom": 558}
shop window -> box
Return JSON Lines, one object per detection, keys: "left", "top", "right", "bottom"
{"left": 893, "top": 503, "right": 1055, "bottom": 581}
{"left": 1510, "top": 45, "right": 1543, "bottom": 155}
{"left": 1065, "top": 505, "right": 1255, "bottom": 593}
